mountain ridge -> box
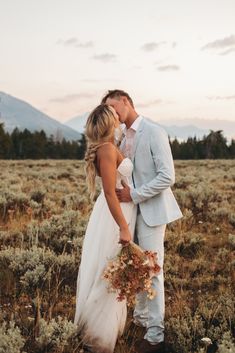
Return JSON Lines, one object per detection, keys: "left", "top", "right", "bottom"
{"left": 0, "top": 91, "right": 81, "bottom": 141}
{"left": 65, "top": 113, "right": 211, "bottom": 141}
{"left": 1, "top": 91, "right": 234, "bottom": 141}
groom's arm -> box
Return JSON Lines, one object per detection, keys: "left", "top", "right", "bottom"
{"left": 130, "top": 126, "right": 175, "bottom": 205}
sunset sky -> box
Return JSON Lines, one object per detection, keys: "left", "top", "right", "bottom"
{"left": 0, "top": 0, "right": 235, "bottom": 123}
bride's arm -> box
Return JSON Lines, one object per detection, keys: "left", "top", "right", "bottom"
{"left": 97, "top": 144, "right": 131, "bottom": 244}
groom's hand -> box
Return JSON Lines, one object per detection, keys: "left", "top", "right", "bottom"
{"left": 116, "top": 181, "right": 132, "bottom": 202}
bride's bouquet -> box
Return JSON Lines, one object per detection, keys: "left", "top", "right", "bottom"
{"left": 102, "top": 242, "right": 161, "bottom": 306}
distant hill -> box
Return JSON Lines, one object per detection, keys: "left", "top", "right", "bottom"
{"left": 65, "top": 112, "right": 89, "bottom": 132}
{"left": 163, "top": 118, "right": 235, "bottom": 141}
{"left": 0, "top": 92, "right": 81, "bottom": 141}
{"left": 65, "top": 113, "right": 210, "bottom": 140}
{"left": 2, "top": 91, "right": 233, "bottom": 142}
{"left": 160, "top": 124, "right": 209, "bottom": 141}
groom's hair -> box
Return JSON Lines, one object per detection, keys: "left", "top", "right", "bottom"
{"left": 101, "top": 89, "right": 134, "bottom": 108}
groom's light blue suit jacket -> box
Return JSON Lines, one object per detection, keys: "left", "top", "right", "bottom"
{"left": 122, "top": 117, "right": 182, "bottom": 227}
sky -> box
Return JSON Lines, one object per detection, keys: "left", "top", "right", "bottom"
{"left": 0, "top": 0, "right": 235, "bottom": 123}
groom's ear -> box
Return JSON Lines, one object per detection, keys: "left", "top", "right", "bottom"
{"left": 122, "top": 96, "right": 132, "bottom": 108}
{"left": 122, "top": 96, "right": 128, "bottom": 105}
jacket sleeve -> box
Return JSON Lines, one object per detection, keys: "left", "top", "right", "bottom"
{"left": 130, "top": 126, "right": 175, "bottom": 205}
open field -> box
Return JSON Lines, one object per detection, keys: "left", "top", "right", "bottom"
{"left": 0, "top": 160, "right": 234, "bottom": 353}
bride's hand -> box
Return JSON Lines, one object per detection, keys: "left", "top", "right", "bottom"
{"left": 119, "top": 227, "right": 131, "bottom": 246}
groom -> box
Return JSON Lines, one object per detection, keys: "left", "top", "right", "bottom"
{"left": 101, "top": 90, "right": 182, "bottom": 353}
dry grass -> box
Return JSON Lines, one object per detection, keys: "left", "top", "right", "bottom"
{"left": 0, "top": 159, "right": 234, "bottom": 353}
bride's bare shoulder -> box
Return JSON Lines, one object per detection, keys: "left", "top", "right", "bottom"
{"left": 96, "top": 142, "right": 118, "bottom": 162}
{"left": 95, "top": 143, "right": 118, "bottom": 176}
{"left": 97, "top": 142, "right": 117, "bottom": 156}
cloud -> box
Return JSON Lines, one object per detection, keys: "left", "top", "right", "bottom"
{"left": 49, "top": 93, "right": 95, "bottom": 104}
{"left": 207, "top": 95, "right": 235, "bottom": 101}
{"left": 141, "top": 41, "right": 177, "bottom": 52}
{"left": 202, "top": 35, "right": 235, "bottom": 49}
{"left": 141, "top": 41, "right": 166, "bottom": 52}
{"left": 57, "top": 37, "right": 94, "bottom": 48}
{"left": 92, "top": 53, "right": 117, "bottom": 63}
{"left": 157, "top": 65, "right": 180, "bottom": 71}
{"left": 219, "top": 47, "right": 235, "bottom": 56}
{"left": 201, "top": 34, "right": 235, "bottom": 55}
{"left": 77, "top": 41, "right": 94, "bottom": 48}
{"left": 136, "top": 99, "right": 163, "bottom": 108}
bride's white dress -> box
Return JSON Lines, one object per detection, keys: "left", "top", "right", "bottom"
{"left": 74, "top": 158, "right": 137, "bottom": 353}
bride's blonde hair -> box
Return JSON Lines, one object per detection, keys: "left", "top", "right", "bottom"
{"left": 85, "top": 104, "right": 117, "bottom": 199}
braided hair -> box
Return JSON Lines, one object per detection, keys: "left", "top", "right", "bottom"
{"left": 84, "top": 104, "right": 118, "bottom": 200}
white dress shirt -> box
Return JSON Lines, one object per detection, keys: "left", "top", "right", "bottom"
{"left": 122, "top": 115, "right": 143, "bottom": 158}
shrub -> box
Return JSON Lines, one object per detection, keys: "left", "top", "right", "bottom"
{"left": 25, "top": 210, "right": 85, "bottom": 253}
{"left": 217, "top": 331, "right": 235, "bottom": 353}
{"left": 0, "top": 190, "right": 29, "bottom": 221}
{"left": 176, "top": 233, "right": 205, "bottom": 258}
{"left": 36, "top": 317, "right": 78, "bottom": 352}
{"left": 0, "top": 321, "right": 25, "bottom": 353}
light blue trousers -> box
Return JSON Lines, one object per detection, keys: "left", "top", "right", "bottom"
{"left": 133, "top": 211, "right": 166, "bottom": 343}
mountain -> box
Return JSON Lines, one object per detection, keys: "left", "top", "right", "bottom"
{"left": 64, "top": 114, "right": 209, "bottom": 140}
{"left": 162, "top": 124, "right": 209, "bottom": 141}
{"left": 162, "top": 118, "right": 235, "bottom": 141}
{"left": 0, "top": 92, "right": 81, "bottom": 141}
{"left": 65, "top": 112, "right": 89, "bottom": 132}
{"left": 3, "top": 90, "right": 231, "bottom": 143}
{"left": 65, "top": 114, "right": 235, "bottom": 141}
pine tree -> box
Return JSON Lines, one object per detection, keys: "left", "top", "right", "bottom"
{"left": 203, "top": 130, "right": 229, "bottom": 159}
{"left": 77, "top": 134, "right": 86, "bottom": 159}
{"left": 0, "top": 123, "right": 11, "bottom": 158}
{"left": 228, "top": 139, "right": 235, "bottom": 158}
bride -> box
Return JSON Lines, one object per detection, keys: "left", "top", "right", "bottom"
{"left": 74, "top": 104, "right": 137, "bottom": 353}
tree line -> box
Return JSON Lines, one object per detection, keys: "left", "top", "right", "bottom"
{"left": 0, "top": 124, "right": 86, "bottom": 159}
{"left": 0, "top": 123, "right": 234, "bottom": 159}
{"left": 170, "top": 130, "right": 234, "bottom": 159}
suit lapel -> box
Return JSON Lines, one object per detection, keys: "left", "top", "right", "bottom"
{"left": 131, "top": 118, "right": 145, "bottom": 162}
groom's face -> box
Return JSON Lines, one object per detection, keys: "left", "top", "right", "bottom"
{"left": 105, "top": 97, "right": 129, "bottom": 124}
